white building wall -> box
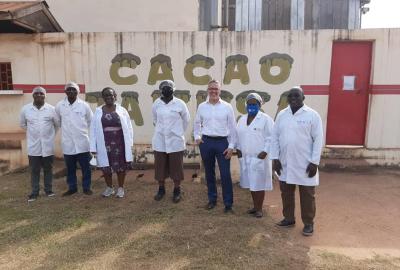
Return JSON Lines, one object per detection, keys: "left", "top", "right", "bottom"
{"left": 1, "top": 29, "right": 400, "bottom": 168}
{"left": 6, "top": 0, "right": 200, "bottom": 32}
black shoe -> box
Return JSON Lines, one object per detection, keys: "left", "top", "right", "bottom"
{"left": 172, "top": 187, "right": 181, "bottom": 203}
{"left": 302, "top": 224, "right": 314, "bottom": 236}
{"left": 276, "top": 219, "right": 296, "bottom": 227}
{"left": 247, "top": 208, "right": 257, "bottom": 215}
{"left": 83, "top": 189, "right": 93, "bottom": 195}
{"left": 27, "top": 194, "right": 38, "bottom": 202}
{"left": 62, "top": 189, "right": 77, "bottom": 197}
{"left": 205, "top": 202, "right": 216, "bottom": 210}
{"left": 254, "top": 210, "right": 263, "bottom": 218}
{"left": 224, "top": 206, "right": 233, "bottom": 214}
{"left": 154, "top": 186, "right": 165, "bottom": 201}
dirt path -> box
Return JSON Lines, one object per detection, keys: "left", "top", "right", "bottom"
{"left": 267, "top": 169, "right": 400, "bottom": 262}
{"left": 0, "top": 168, "right": 399, "bottom": 269}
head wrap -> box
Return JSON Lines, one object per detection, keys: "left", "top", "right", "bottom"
{"left": 32, "top": 86, "right": 46, "bottom": 95}
{"left": 246, "top": 92, "right": 263, "bottom": 105}
{"left": 65, "top": 81, "right": 80, "bottom": 93}
{"left": 159, "top": 80, "right": 176, "bottom": 91}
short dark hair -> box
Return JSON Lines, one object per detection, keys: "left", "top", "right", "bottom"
{"left": 101, "top": 87, "right": 116, "bottom": 96}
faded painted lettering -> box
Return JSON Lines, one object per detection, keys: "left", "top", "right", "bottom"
{"left": 147, "top": 54, "right": 174, "bottom": 85}
{"left": 260, "top": 53, "right": 294, "bottom": 85}
{"left": 184, "top": 54, "right": 215, "bottom": 85}
{"left": 109, "top": 53, "right": 141, "bottom": 85}
{"left": 223, "top": 54, "right": 250, "bottom": 85}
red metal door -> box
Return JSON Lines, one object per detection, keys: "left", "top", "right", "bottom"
{"left": 326, "top": 41, "right": 372, "bottom": 145}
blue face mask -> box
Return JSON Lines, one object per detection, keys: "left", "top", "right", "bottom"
{"left": 246, "top": 104, "right": 260, "bottom": 116}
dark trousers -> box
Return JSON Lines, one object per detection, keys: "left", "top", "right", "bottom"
{"left": 199, "top": 136, "right": 233, "bottom": 207}
{"left": 63, "top": 152, "right": 91, "bottom": 191}
{"left": 28, "top": 155, "right": 54, "bottom": 196}
{"left": 279, "top": 181, "right": 316, "bottom": 225}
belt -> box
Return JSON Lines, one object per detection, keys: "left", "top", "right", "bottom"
{"left": 202, "top": 135, "right": 227, "bottom": 140}
{"left": 104, "top": 127, "right": 122, "bottom": 132}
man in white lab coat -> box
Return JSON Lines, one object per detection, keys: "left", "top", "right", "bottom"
{"left": 56, "top": 82, "right": 93, "bottom": 196}
{"left": 270, "top": 86, "right": 323, "bottom": 236}
{"left": 20, "top": 86, "right": 59, "bottom": 202}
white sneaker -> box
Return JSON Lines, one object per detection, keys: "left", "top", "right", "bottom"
{"left": 102, "top": 187, "right": 115, "bottom": 197}
{"left": 116, "top": 187, "right": 125, "bottom": 198}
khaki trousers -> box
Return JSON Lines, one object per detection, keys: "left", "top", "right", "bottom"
{"left": 279, "top": 181, "right": 316, "bottom": 225}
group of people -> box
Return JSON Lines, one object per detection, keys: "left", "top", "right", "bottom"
{"left": 20, "top": 79, "right": 323, "bottom": 236}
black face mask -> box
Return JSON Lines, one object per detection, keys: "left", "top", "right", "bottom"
{"left": 161, "top": 86, "right": 174, "bottom": 98}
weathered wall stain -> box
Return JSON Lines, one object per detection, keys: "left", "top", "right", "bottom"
{"left": 147, "top": 54, "right": 174, "bottom": 85}
{"left": 260, "top": 53, "right": 294, "bottom": 85}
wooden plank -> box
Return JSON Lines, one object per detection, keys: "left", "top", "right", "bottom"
{"left": 332, "top": 0, "right": 349, "bottom": 29}
{"left": 255, "top": 0, "right": 262, "bottom": 30}
{"left": 304, "top": 0, "right": 313, "bottom": 29}
{"left": 291, "top": 0, "right": 298, "bottom": 29}
{"left": 276, "top": 0, "right": 284, "bottom": 29}
{"left": 229, "top": 0, "right": 236, "bottom": 30}
{"left": 242, "top": 0, "right": 249, "bottom": 30}
{"left": 210, "top": 0, "right": 220, "bottom": 29}
{"left": 282, "top": 0, "right": 292, "bottom": 30}
{"left": 249, "top": 0, "right": 256, "bottom": 30}
{"left": 297, "top": 0, "right": 305, "bottom": 29}
{"left": 199, "top": 0, "right": 208, "bottom": 30}
{"left": 318, "top": 0, "right": 331, "bottom": 29}
{"left": 236, "top": 0, "right": 243, "bottom": 30}
{"left": 312, "top": 0, "right": 320, "bottom": 29}
{"left": 348, "top": 0, "right": 357, "bottom": 29}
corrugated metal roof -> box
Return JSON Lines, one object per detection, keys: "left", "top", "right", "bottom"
{"left": 0, "top": 1, "right": 62, "bottom": 33}
{"left": 0, "top": 2, "right": 39, "bottom": 13}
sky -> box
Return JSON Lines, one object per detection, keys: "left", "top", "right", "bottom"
{"left": 361, "top": 0, "right": 400, "bottom": 28}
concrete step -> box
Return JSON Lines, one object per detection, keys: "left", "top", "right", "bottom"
{"left": 322, "top": 147, "right": 400, "bottom": 168}
{"left": 0, "top": 160, "right": 10, "bottom": 175}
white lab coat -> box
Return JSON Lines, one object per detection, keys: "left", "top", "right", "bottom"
{"left": 55, "top": 97, "right": 93, "bottom": 155}
{"left": 152, "top": 97, "right": 190, "bottom": 153}
{"left": 20, "top": 103, "right": 59, "bottom": 157}
{"left": 269, "top": 105, "right": 323, "bottom": 186}
{"left": 90, "top": 104, "right": 134, "bottom": 167}
{"left": 236, "top": 112, "right": 274, "bottom": 191}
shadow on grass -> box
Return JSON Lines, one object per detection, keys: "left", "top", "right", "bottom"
{"left": 0, "top": 171, "right": 311, "bottom": 270}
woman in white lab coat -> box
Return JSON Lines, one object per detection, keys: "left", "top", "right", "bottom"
{"left": 236, "top": 93, "right": 274, "bottom": 218}
{"left": 90, "top": 87, "right": 133, "bottom": 198}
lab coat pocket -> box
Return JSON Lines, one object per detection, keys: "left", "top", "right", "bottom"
{"left": 251, "top": 157, "right": 265, "bottom": 171}
{"left": 296, "top": 120, "right": 312, "bottom": 133}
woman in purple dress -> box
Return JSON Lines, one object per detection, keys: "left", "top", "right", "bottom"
{"left": 90, "top": 87, "right": 134, "bottom": 198}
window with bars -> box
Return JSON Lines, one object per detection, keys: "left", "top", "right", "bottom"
{"left": 0, "top": 62, "right": 13, "bottom": 90}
